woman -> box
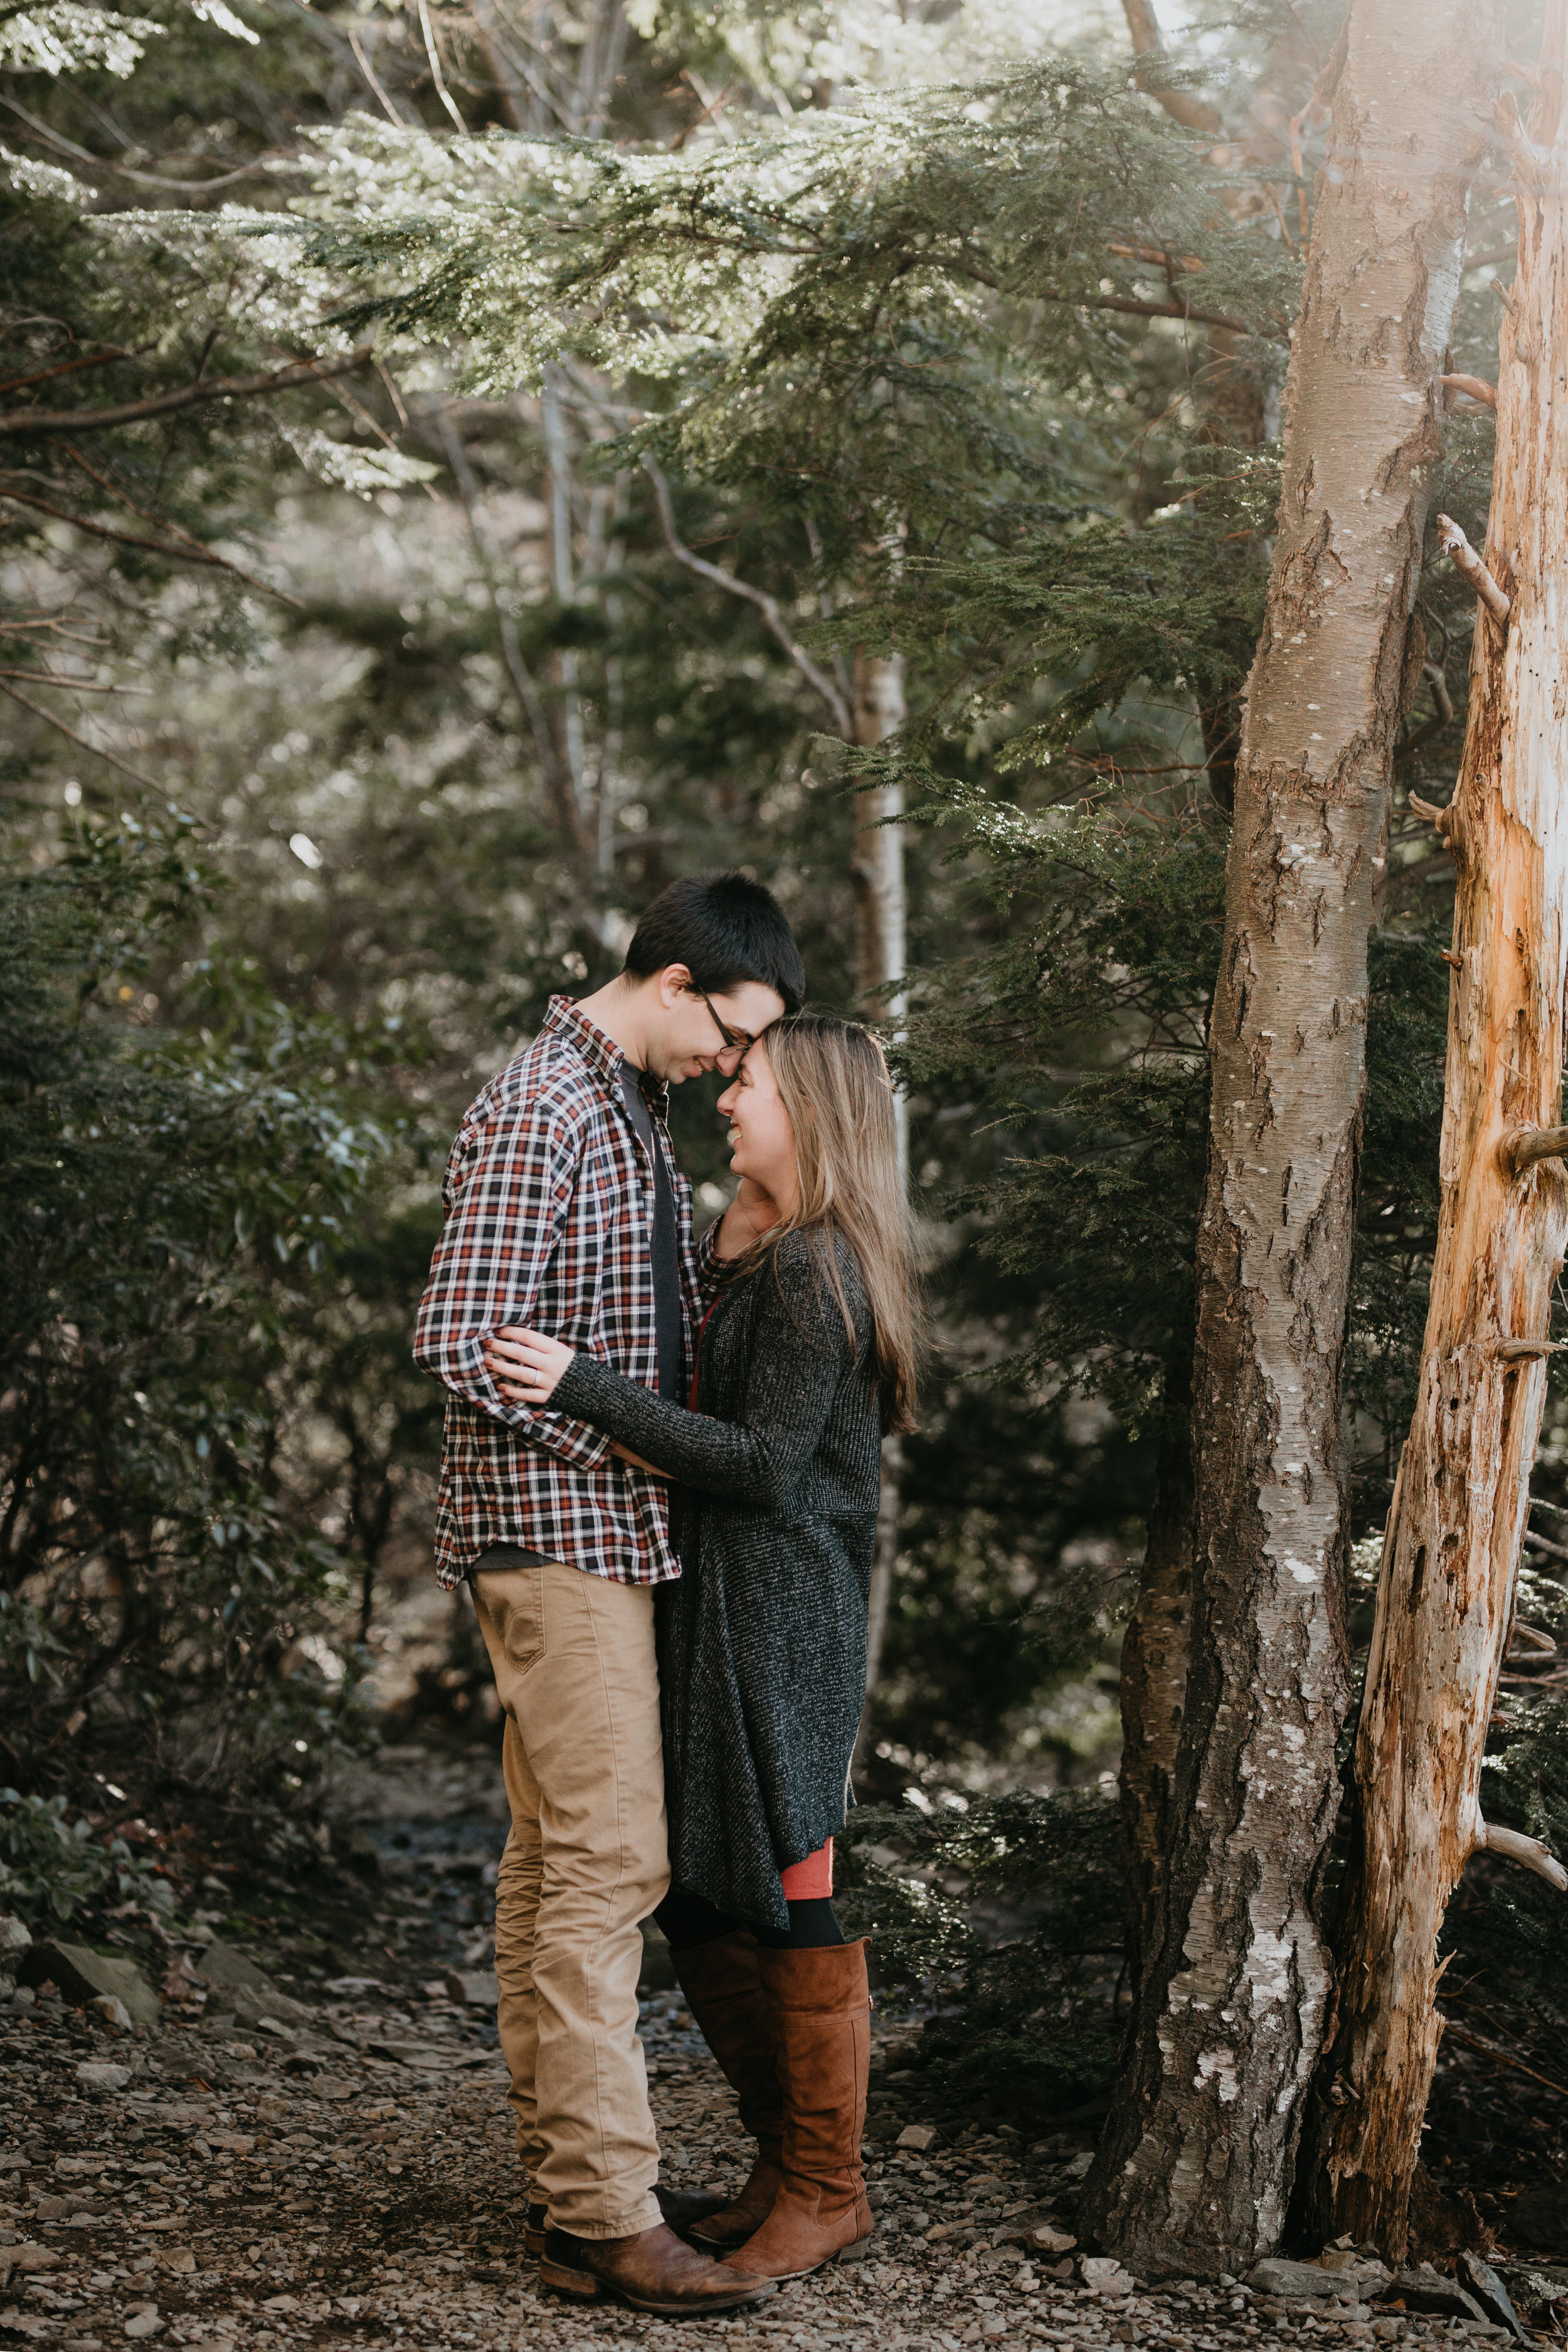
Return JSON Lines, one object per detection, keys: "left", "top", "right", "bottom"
{"left": 482, "top": 1014, "right": 920, "bottom": 2284}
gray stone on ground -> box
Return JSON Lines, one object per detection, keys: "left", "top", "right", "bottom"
{"left": 993, "top": 2208, "right": 1076, "bottom": 2252}
{"left": 1458, "top": 2252, "right": 1528, "bottom": 2342}
{"left": 1078, "top": 2254, "right": 1134, "bottom": 2297}
{"left": 1387, "top": 2260, "right": 1489, "bottom": 2325}
{"left": 76, "top": 2059, "right": 132, "bottom": 2091}
{"left": 18, "top": 1939, "right": 161, "bottom": 2031}
{"left": 190, "top": 1937, "right": 279, "bottom": 1996}
{"left": 896, "top": 2122, "right": 938, "bottom": 2151}
{"left": 443, "top": 1968, "right": 499, "bottom": 2006}
{"left": 1248, "top": 2256, "right": 1358, "bottom": 2302}
{"left": 203, "top": 1980, "right": 311, "bottom": 2028}
{"left": 193, "top": 1941, "right": 312, "bottom": 2026}
{"left": 0, "top": 1913, "right": 30, "bottom": 1970}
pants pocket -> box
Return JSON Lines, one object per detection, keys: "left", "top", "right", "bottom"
{"left": 475, "top": 1567, "right": 546, "bottom": 1677}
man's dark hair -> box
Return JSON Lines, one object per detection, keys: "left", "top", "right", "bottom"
{"left": 623, "top": 871, "right": 804, "bottom": 1015}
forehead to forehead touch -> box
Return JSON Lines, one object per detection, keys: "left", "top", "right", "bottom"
{"left": 712, "top": 980, "right": 788, "bottom": 1039}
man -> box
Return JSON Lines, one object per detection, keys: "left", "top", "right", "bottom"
{"left": 413, "top": 872, "right": 803, "bottom": 2318}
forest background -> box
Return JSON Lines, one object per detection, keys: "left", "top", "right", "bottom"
{"left": 4, "top": 0, "right": 1567, "bottom": 2256}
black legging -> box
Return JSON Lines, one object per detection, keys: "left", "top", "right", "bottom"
{"left": 655, "top": 1882, "right": 845, "bottom": 1954}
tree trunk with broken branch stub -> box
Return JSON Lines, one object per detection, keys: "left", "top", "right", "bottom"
{"left": 1302, "top": 0, "right": 1568, "bottom": 2260}
{"left": 1081, "top": 0, "right": 1500, "bottom": 2276}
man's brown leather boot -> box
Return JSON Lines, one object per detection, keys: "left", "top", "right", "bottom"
{"left": 539, "top": 2221, "right": 777, "bottom": 2314}
{"left": 525, "top": 2185, "right": 728, "bottom": 2260}
{"left": 669, "top": 1931, "right": 785, "bottom": 2249}
{"left": 723, "top": 1939, "right": 874, "bottom": 2283}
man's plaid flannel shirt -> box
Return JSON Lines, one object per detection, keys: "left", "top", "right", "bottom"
{"left": 414, "top": 994, "right": 702, "bottom": 1588}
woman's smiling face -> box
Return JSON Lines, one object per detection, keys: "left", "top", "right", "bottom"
{"left": 716, "top": 1037, "right": 798, "bottom": 1200}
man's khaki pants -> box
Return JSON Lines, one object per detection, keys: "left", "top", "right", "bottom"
{"left": 470, "top": 1550, "right": 670, "bottom": 2238}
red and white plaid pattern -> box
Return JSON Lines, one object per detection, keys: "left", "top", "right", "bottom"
{"left": 413, "top": 995, "right": 701, "bottom": 1588}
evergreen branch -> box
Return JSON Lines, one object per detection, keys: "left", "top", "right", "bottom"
{"left": 941, "top": 243, "right": 1267, "bottom": 335}
{"left": 1066, "top": 291, "right": 1264, "bottom": 336}
{"left": 0, "top": 487, "right": 304, "bottom": 608}
{"left": 0, "top": 95, "right": 274, "bottom": 194}
{"left": 0, "top": 347, "right": 376, "bottom": 438}
{"left": 0, "top": 347, "right": 144, "bottom": 400}
{"left": 62, "top": 443, "right": 311, "bottom": 604}
{"left": 640, "top": 454, "right": 854, "bottom": 735}
{"left": 0, "top": 669, "right": 146, "bottom": 693}
{"left": 0, "top": 679, "right": 159, "bottom": 790}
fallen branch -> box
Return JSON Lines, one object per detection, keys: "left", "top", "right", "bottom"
{"left": 1437, "top": 512, "right": 1512, "bottom": 624}
{"left": 0, "top": 346, "right": 375, "bottom": 438}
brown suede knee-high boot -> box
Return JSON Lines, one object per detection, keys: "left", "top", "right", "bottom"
{"left": 669, "top": 1933, "right": 786, "bottom": 2249}
{"left": 723, "top": 1940, "right": 874, "bottom": 2282}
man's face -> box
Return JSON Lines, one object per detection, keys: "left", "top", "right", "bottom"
{"left": 647, "top": 968, "right": 787, "bottom": 1084}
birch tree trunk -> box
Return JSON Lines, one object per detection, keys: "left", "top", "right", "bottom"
{"left": 1081, "top": 0, "right": 1498, "bottom": 2274}
{"left": 1304, "top": 4, "right": 1568, "bottom": 2257}
{"left": 852, "top": 647, "right": 908, "bottom": 1708}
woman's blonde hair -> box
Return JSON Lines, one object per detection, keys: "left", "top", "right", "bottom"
{"left": 735, "top": 1013, "right": 922, "bottom": 1433}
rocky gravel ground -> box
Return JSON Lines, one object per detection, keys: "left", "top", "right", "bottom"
{"left": 1, "top": 1938, "right": 1554, "bottom": 2352}
{"left": 1, "top": 1746, "right": 1559, "bottom": 2352}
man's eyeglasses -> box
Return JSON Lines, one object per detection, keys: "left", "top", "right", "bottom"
{"left": 691, "top": 987, "right": 755, "bottom": 1064}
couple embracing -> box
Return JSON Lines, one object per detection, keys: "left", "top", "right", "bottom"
{"left": 413, "top": 872, "right": 919, "bottom": 2320}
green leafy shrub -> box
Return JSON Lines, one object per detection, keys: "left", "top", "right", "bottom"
{"left": 1, "top": 810, "right": 388, "bottom": 1821}
{"left": 0, "top": 1792, "right": 176, "bottom": 1927}
{"left": 840, "top": 1788, "right": 1125, "bottom": 2122}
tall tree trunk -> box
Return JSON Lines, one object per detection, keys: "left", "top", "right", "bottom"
{"left": 1303, "top": 4, "right": 1568, "bottom": 2257}
{"left": 1117, "top": 1353, "right": 1195, "bottom": 1997}
{"left": 1111, "top": 0, "right": 1254, "bottom": 1977}
{"left": 852, "top": 647, "right": 908, "bottom": 1712}
{"left": 1081, "top": 0, "right": 1498, "bottom": 2275}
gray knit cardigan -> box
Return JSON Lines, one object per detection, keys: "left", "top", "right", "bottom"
{"left": 550, "top": 1226, "right": 881, "bottom": 1933}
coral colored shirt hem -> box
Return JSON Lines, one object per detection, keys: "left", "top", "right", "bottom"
{"left": 780, "top": 1839, "right": 833, "bottom": 1900}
